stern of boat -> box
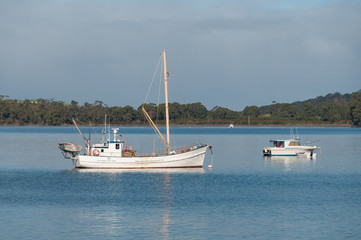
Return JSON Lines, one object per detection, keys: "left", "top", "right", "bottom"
{"left": 58, "top": 142, "right": 82, "bottom": 160}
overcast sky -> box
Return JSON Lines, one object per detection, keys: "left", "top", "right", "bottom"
{"left": 1, "top": 0, "right": 360, "bottom": 110}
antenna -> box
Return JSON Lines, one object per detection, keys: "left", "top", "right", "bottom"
{"left": 88, "top": 122, "right": 91, "bottom": 144}
{"left": 104, "top": 114, "right": 107, "bottom": 134}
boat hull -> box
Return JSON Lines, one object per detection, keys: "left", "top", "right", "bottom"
{"left": 263, "top": 147, "right": 317, "bottom": 158}
{"left": 74, "top": 145, "right": 208, "bottom": 169}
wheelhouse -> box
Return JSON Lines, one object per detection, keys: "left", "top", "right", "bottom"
{"left": 270, "top": 139, "right": 301, "bottom": 148}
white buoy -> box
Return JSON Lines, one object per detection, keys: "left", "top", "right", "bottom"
{"left": 208, "top": 164, "right": 213, "bottom": 169}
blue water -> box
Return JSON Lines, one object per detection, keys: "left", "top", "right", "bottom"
{"left": 1, "top": 126, "right": 361, "bottom": 239}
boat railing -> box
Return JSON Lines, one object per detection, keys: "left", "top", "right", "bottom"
{"left": 170, "top": 143, "right": 204, "bottom": 150}
{"left": 170, "top": 143, "right": 206, "bottom": 152}
{"left": 304, "top": 140, "right": 320, "bottom": 146}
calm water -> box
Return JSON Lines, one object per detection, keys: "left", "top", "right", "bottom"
{"left": 1, "top": 126, "right": 361, "bottom": 239}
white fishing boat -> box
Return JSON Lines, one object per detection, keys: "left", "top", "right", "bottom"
{"left": 59, "top": 50, "right": 212, "bottom": 169}
{"left": 262, "top": 138, "right": 319, "bottom": 158}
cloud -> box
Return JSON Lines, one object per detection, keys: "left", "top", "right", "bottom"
{"left": 1, "top": 0, "right": 360, "bottom": 110}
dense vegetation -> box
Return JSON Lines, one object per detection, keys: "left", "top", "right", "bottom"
{"left": 1, "top": 90, "right": 361, "bottom": 126}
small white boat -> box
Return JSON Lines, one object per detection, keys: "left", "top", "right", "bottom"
{"left": 263, "top": 138, "right": 319, "bottom": 158}
{"left": 59, "top": 50, "right": 212, "bottom": 169}
{"left": 228, "top": 124, "right": 234, "bottom": 128}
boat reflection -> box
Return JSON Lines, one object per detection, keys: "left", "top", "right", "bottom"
{"left": 264, "top": 156, "right": 316, "bottom": 171}
{"left": 160, "top": 173, "right": 172, "bottom": 239}
{"left": 70, "top": 169, "right": 180, "bottom": 239}
{"left": 72, "top": 168, "right": 205, "bottom": 174}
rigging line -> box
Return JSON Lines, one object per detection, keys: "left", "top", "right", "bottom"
{"left": 143, "top": 54, "right": 162, "bottom": 105}
{"left": 156, "top": 59, "right": 163, "bottom": 126}
{"left": 157, "top": 60, "right": 163, "bottom": 121}
{"left": 153, "top": 61, "right": 164, "bottom": 153}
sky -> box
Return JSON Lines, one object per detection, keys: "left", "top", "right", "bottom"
{"left": 1, "top": 0, "right": 360, "bottom": 110}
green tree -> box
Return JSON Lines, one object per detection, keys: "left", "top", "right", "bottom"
{"left": 181, "top": 102, "right": 208, "bottom": 119}
{"left": 210, "top": 106, "right": 239, "bottom": 120}
{"left": 168, "top": 102, "right": 182, "bottom": 120}
{"left": 350, "top": 91, "right": 361, "bottom": 126}
{"left": 243, "top": 105, "right": 259, "bottom": 117}
{"left": 138, "top": 103, "right": 158, "bottom": 121}
{"left": 320, "top": 102, "right": 343, "bottom": 122}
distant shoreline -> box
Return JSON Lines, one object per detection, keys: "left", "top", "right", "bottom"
{"left": 1, "top": 90, "right": 359, "bottom": 127}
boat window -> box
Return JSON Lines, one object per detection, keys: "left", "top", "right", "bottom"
{"left": 116, "top": 144, "right": 120, "bottom": 149}
{"left": 101, "top": 149, "right": 104, "bottom": 152}
{"left": 273, "top": 141, "right": 277, "bottom": 147}
{"left": 289, "top": 142, "right": 300, "bottom": 146}
{"left": 277, "top": 141, "right": 285, "bottom": 147}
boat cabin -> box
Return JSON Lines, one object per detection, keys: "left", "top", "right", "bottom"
{"left": 270, "top": 139, "right": 301, "bottom": 148}
{"left": 88, "top": 128, "right": 136, "bottom": 157}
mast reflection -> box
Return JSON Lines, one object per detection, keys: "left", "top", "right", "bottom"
{"left": 160, "top": 173, "right": 172, "bottom": 239}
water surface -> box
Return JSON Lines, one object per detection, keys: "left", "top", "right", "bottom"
{"left": 1, "top": 126, "right": 361, "bottom": 239}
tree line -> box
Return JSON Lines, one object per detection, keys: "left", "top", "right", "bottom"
{"left": 1, "top": 90, "right": 361, "bottom": 126}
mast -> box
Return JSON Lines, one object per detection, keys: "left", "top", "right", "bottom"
{"left": 163, "top": 50, "right": 170, "bottom": 154}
